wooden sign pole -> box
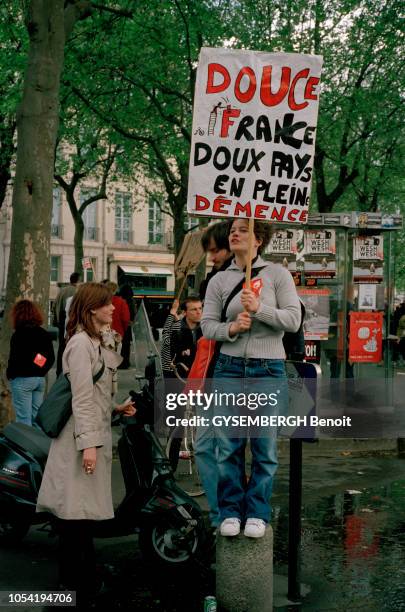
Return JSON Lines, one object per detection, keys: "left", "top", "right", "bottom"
{"left": 175, "top": 251, "right": 207, "bottom": 303}
{"left": 245, "top": 217, "right": 255, "bottom": 287}
{"left": 176, "top": 270, "right": 190, "bottom": 302}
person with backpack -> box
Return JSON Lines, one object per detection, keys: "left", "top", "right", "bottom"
{"left": 7, "top": 299, "right": 55, "bottom": 427}
{"left": 201, "top": 219, "right": 301, "bottom": 538}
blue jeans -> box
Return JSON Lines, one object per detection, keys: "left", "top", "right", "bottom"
{"left": 10, "top": 377, "right": 45, "bottom": 427}
{"left": 213, "top": 354, "right": 286, "bottom": 523}
{"left": 195, "top": 403, "right": 219, "bottom": 527}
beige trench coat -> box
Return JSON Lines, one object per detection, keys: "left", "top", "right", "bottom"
{"left": 36, "top": 331, "right": 122, "bottom": 520}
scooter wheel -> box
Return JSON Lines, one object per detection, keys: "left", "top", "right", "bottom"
{"left": 0, "top": 519, "right": 30, "bottom": 544}
{"left": 139, "top": 519, "right": 205, "bottom": 567}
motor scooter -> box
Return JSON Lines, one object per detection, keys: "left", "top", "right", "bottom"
{"left": 0, "top": 383, "right": 208, "bottom": 568}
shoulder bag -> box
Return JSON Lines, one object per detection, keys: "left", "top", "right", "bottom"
{"left": 36, "top": 359, "right": 105, "bottom": 438}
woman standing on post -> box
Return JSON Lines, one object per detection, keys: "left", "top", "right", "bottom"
{"left": 36, "top": 283, "right": 135, "bottom": 603}
{"left": 7, "top": 299, "right": 55, "bottom": 427}
{"left": 201, "top": 219, "right": 301, "bottom": 538}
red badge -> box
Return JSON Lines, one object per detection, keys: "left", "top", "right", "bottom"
{"left": 33, "top": 353, "right": 47, "bottom": 367}
{"left": 243, "top": 278, "right": 263, "bottom": 297}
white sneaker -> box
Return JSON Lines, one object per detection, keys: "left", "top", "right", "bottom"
{"left": 244, "top": 518, "right": 266, "bottom": 538}
{"left": 220, "top": 517, "right": 241, "bottom": 537}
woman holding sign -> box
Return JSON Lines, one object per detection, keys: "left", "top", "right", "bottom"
{"left": 201, "top": 218, "right": 300, "bottom": 538}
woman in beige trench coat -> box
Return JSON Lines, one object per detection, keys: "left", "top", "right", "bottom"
{"left": 36, "top": 283, "right": 135, "bottom": 601}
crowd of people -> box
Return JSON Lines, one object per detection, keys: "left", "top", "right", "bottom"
{"left": 5, "top": 219, "right": 303, "bottom": 602}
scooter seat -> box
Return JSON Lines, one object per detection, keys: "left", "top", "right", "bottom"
{"left": 3, "top": 422, "right": 51, "bottom": 464}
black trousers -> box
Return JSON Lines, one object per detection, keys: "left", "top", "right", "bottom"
{"left": 56, "top": 519, "right": 97, "bottom": 598}
{"left": 120, "top": 326, "right": 132, "bottom": 367}
{"left": 56, "top": 325, "right": 66, "bottom": 377}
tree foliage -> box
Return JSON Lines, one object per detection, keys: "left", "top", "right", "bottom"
{"left": 66, "top": 0, "right": 231, "bottom": 254}
{"left": 230, "top": 0, "right": 405, "bottom": 212}
{"left": 0, "top": 1, "right": 27, "bottom": 208}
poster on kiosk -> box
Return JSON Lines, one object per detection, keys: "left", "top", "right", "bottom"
{"left": 187, "top": 47, "right": 323, "bottom": 223}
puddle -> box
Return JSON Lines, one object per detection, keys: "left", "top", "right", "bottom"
{"left": 273, "top": 480, "right": 405, "bottom": 610}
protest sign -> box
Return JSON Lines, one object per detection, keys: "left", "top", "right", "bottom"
{"left": 82, "top": 257, "right": 96, "bottom": 279}
{"left": 174, "top": 230, "right": 206, "bottom": 300}
{"left": 187, "top": 47, "right": 323, "bottom": 224}
{"left": 82, "top": 257, "right": 92, "bottom": 270}
{"left": 174, "top": 230, "right": 205, "bottom": 278}
{"left": 349, "top": 312, "right": 383, "bottom": 363}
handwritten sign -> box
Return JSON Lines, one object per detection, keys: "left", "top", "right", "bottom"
{"left": 187, "top": 47, "right": 323, "bottom": 223}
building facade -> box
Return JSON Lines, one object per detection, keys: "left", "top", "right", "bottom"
{"left": 0, "top": 182, "right": 178, "bottom": 311}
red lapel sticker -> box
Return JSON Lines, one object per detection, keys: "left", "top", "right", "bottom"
{"left": 243, "top": 278, "right": 263, "bottom": 297}
{"left": 33, "top": 353, "right": 47, "bottom": 367}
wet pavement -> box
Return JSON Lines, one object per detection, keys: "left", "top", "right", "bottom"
{"left": 273, "top": 451, "right": 405, "bottom": 611}
{"left": 2, "top": 439, "right": 405, "bottom": 610}
{"left": 4, "top": 357, "right": 405, "bottom": 610}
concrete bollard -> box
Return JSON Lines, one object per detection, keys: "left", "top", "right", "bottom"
{"left": 216, "top": 526, "right": 273, "bottom": 612}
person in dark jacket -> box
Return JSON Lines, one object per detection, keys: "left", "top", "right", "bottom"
{"left": 162, "top": 296, "right": 202, "bottom": 471}
{"left": 7, "top": 299, "right": 55, "bottom": 426}
{"left": 161, "top": 296, "right": 203, "bottom": 379}
{"left": 117, "top": 284, "right": 135, "bottom": 369}
{"left": 54, "top": 272, "right": 80, "bottom": 376}
{"left": 199, "top": 221, "right": 233, "bottom": 301}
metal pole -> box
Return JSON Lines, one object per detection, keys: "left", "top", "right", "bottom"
{"left": 385, "top": 232, "right": 394, "bottom": 405}
{"left": 341, "top": 228, "right": 349, "bottom": 380}
{"left": 287, "top": 437, "right": 303, "bottom": 601}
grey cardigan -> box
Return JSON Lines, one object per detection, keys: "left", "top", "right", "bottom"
{"left": 201, "top": 256, "right": 301, "bottom": 360}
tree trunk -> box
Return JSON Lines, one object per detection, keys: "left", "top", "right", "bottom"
{"left": 173, "top": 205, "right": 186, "bottom": 258}
{"left": 0, "top": 2, "right": 66, "bottom": 427}
{"left": 74, "top": 214, "right": 85, "bottom": 276}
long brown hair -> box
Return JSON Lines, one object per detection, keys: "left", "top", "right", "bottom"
{"left": 11, "top": 299, "right": 43, "bottom": 329}
{"left": 66, "top": 282, "right": 113, "bottom": 340}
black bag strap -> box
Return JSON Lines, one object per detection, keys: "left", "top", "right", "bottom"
{"left": 93, "top": 360, "right": 105, "bottom": 383}
{"left": 220, "top": 266, "right": 267, "bottom": 322}
{"left": 93, "top": 345, "right": 105, "bottom": 383}
{"left": 64, "top": 346, "right": 105, "bottom": 385}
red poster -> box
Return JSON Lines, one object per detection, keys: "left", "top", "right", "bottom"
{"left": 348, "top": 312, "right": 383, "bottom": 363}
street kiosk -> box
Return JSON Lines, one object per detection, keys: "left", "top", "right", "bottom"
{"left": 266, "top": 210, "right": 402, "bottom": 407}
{"left": 266, "top": 210, "right": 403, "bottom": 600}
